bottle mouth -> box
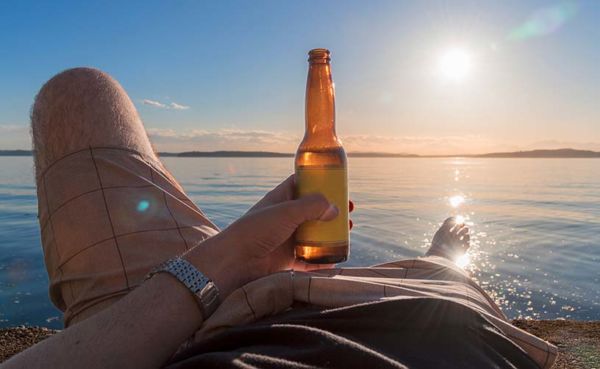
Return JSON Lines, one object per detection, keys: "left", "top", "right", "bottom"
{"left": 308, "top": 48, "right": 331, "bottom": 63}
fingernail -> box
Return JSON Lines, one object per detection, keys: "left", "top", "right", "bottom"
{"left": 319, "top": 204, "right": 339, "bottom": 220}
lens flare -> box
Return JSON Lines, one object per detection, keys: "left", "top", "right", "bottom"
{"left": 509, "top": 2, "right": 578, "bottom": 41}
{"left": 137, "top": 200, "right": 150, "bottom": 212}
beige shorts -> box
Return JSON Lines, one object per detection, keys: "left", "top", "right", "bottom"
{"left": 36, "top": 146, "right": 218, "bottom": 326}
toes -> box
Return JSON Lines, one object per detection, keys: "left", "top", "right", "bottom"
{"left": 457, "top": 226, "right": 469, "bottom": 237}
{"left": 450, "top": 222, "right": 466, "bottom": 234}
{"left": 445, "top": 217, "right": 467, "bottom": 232}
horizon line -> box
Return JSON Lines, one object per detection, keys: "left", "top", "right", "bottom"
{"left": 1, "top": 147, "right": 599, "bottom": 158}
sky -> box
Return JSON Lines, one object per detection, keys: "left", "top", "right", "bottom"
{"left": 1, "top": 0, "right": 599, "bottom": 155}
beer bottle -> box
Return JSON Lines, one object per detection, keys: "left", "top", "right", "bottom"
{"left": 294, "top": 48, "right": 349, "bottom": 264}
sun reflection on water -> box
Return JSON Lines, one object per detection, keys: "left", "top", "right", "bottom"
{"left": 449, "top": 195, "right": 465, "bottom": 208}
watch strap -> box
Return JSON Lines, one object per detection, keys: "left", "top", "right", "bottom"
{"left": 146, "top": 257, "right": 220, "bottom": 319}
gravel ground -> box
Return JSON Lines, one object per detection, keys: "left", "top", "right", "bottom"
{"left": 513, "top": 320, "right": 600, "bottom": 369}
{"left": 1, "top": 321, "right": 599, "bottom": 367}
{"left": 0, "top": 326, "right": 58, "bottom": 363}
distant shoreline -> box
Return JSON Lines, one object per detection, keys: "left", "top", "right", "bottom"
{"left": 1, "top": 148, "right": 599, "bottom": 158}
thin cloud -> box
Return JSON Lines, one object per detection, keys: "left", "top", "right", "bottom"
{"left": 142, "top": 99, "right": 167, "bottom": 108}
{"left": 169, "top": 102, "right": 190, "bottom": 110}
{"left": 142, "top": 99, "right": 190, "bottom": 110}
{"left": 147, "top": 128, "right": 299, "bottom": 152}
{"left": 146, "top": 128, "right": 600, "bottom": 155}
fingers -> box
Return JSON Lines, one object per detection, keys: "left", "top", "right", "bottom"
{"left": 254, "top": 193, "right": 337, "bottom": 234}
{"left": 349, "top": 200, "right": 354, "bottom": 230}
{"left": 248, "top": 174, "right": 295, "bottom": 212}
{"left": 290, "top": 193, "right": 339, "bottom": 223}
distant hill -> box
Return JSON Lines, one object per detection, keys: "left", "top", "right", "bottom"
{"left": 0, "top": 150, "right": 32, "bottom": 156}
{"left": 473, "top": 148, "right": 600, "bottom": 158}
{"left": 1, "top": 148, "right": 599, "bottom": 158}
{"left": 159, "top": 151, "right": 419, "bottom": 158}
{"left": 158, "top": 148, "right": 599, "bottom": 158}
{"left": 348, "top": 152, "right": 419, "bottom": 158}
{"left": 162, "top": 151, "right": 293, "bottom": 158}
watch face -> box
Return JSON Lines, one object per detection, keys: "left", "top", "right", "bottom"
{"left": 199, "top": 282, "right": 220, "bottom": 318}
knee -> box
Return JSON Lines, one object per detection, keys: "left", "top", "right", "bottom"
{"left": 31, "top": 67, "right": 148, "bottom": 169}
{"left": 32, "top": 67, "right": 137, "bottom": 133}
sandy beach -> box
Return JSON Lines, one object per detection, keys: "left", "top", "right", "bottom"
{"left": 1, "top": 320, "right": 598, "bottom": 367}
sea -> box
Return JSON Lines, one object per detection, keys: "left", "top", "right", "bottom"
{"left": 0, "top": 156, "right": 598, "bottom": 329}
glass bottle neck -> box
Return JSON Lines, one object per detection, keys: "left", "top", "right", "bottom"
{"left": 304, "top": 62, "right": 337, "bottom": 142}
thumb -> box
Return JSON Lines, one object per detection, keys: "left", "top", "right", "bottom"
{"left": 281, "top": 193, "right": 339, "bottom": 226}
{"left": 229, "top": 193, "right": 338, "bottom": 257}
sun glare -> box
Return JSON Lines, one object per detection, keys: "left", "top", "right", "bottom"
{"left": 455, "top": 253, "right": 471, "bottom": 268}
{"left": 449, "top": 195, "right": 465, "bottom": 208}
{"left": 439, "top": 47, "right": 472, "bottom": 82}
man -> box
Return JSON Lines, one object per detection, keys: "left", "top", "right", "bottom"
{"left": 2, "top": 68, "right": 556, "bottom": 369}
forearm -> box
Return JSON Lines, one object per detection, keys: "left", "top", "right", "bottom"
{"left": 2, "top": 273, "right": 203, "bottom": 369}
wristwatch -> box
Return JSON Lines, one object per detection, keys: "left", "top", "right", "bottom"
{"left": 146, "top": 257, "right": 220, "bottom": 320}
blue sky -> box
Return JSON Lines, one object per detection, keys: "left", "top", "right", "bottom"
{"left": 1, "top": 0, "right": 599, "bottom": 154}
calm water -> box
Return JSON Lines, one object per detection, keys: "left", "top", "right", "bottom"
{"left": 0, "top": 156, "right": 599, "bottom": 328}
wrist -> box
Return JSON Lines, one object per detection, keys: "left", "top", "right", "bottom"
{"left": 182, "top": 236, "right": 239, "bottom": 299}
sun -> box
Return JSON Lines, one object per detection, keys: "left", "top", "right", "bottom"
{"left": 438, "top": 47, "right": 472, "bottom": 82}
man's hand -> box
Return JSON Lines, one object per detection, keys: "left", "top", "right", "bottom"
{"left": 184, "top": 175, "right": 352, "bottom": 299}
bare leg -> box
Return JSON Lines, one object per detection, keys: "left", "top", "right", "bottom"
{"left": 31, "top": 67, "right": 181, "bottom": 188}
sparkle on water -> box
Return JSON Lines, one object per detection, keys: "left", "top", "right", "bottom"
{"left": 1, "top": 157, "right": 599, "bottom": 328}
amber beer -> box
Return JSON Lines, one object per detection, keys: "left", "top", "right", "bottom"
{"left": 294, "top": 48, "right": 349, "bottom": 264}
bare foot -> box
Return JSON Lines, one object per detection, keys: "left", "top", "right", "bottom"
{"left": 425, "top": 217, "right": 470, "bottom": 260}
